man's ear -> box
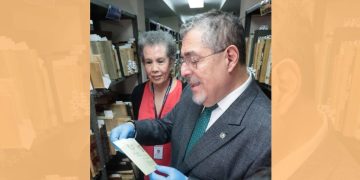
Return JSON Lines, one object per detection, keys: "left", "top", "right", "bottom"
{"left": 224, "top": 45, "right": 239, "bottom": 72}
{"left": 273, "top": 58, "right": 302, "bottom": 115}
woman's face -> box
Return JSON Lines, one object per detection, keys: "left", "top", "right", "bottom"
{"left": 143, "top": 44, "right": 172, "bottom": 86}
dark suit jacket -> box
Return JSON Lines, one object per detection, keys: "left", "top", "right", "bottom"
{"left": 134, "top": 78, "right": 271, "bottom": 180}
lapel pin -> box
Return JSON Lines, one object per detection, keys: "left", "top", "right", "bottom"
{"left": 220, "top": 132, "right": 226, "bottom": 139}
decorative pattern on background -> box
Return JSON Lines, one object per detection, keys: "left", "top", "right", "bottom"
{"left": 273, "top": 0, "right": 360, "bottom": 179}
{"left": 0, "top": 0, "right": 89, "bottom": 179}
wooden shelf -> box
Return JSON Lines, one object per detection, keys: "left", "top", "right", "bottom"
{"left": 90, "top": 2, "right": 141, "bottom": 179}
{"left": 91, "top": 0, "right": 136, "bottom": 21}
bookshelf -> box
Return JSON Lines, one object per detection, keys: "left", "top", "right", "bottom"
{"left": 244, "top": 0, "right": 272, "bottom": 99}
{"left": 248, "top": 30, "right": 271, "bottom": 68}
{"left": 145, "top": 19, "right": 180, "bottom": 41}
{"left": 244, "top": 1, "right": 271, "bottom": 37}
{"left": 91, "top": 0, "right": 142, "bottom": 84}
{"left": 90, "top": 0, "right": 141, "bottom": 179}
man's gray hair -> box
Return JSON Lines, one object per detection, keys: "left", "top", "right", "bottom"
{"left": 180, "top": 10, "right": 246, "bottom": 65}
{"left": 138, "top": 31, "right": 177, "bottom": 62}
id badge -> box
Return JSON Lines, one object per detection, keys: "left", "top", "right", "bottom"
{"left": 154, "top": 145, "right": 163, "bottom": 159}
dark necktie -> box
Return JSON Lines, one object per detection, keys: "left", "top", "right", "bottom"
{"left": 185, "top": 104, "right": 218, "bottom": 157}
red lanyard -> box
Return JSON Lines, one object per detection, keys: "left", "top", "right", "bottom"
{"left": 151, "top": 78, "right": 172, "bottom": 119}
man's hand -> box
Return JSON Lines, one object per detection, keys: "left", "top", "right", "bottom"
{"left": 109, "top": 122, "right": 135, "bottom": 151}
{"left": 149, "top": 165, "right": 187, "bottom": 180}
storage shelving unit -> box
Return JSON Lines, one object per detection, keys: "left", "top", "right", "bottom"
{"left": 90, "top": 0, "right": 142, "bottom": 179}
{"left": 244, "top": 1, "right": 272, "bottom": 99}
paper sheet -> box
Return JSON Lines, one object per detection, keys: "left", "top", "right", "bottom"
{"left": 113, "top": 139, "right": 156, "bottom": 175}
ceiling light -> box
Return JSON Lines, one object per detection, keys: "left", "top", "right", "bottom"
{"left": 188, "top": 0, "right": 204, "bottom": 8}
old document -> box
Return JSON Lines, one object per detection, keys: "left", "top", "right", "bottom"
{"left": 113, "top": 138, "right": 156, "bottom": 175}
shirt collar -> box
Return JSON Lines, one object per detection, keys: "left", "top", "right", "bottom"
{"left": 217, "top": 70, "right": 252, "bottom": 112}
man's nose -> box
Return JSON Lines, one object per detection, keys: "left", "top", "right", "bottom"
{"left": 180, "top": 62, "right": 192, "bottom": 78}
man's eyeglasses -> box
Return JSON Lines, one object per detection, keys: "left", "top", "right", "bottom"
{"left": 179, "top": 48, "right": 226, "bottom": 69}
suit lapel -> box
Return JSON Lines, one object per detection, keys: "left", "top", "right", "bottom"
{"left": 175, "top": 96, "right": 203, "bottom": 167}
{"left": 180, "top": 79, "right": 260, "bottom": 173}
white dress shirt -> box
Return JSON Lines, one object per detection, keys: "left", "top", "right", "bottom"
{"left": 206, "top": 71, "right": 252, "bottom": 131}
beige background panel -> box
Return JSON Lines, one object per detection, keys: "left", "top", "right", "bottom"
{"left": 273, "top": 0, "right": 360, "bottom": 179}
{"left": 0, "top": 0, "right": 89, "bottom": 179}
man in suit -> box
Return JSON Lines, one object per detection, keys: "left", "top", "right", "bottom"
{"left": 110, "top": 10, "right": 271, "bottom": 180}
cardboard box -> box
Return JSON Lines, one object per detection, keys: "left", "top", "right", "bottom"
{"left": 111, "top": 102, "right": 128, "bottom": 117}
{"left": 90, "top": 55, "right": 105, "bottom": 89}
